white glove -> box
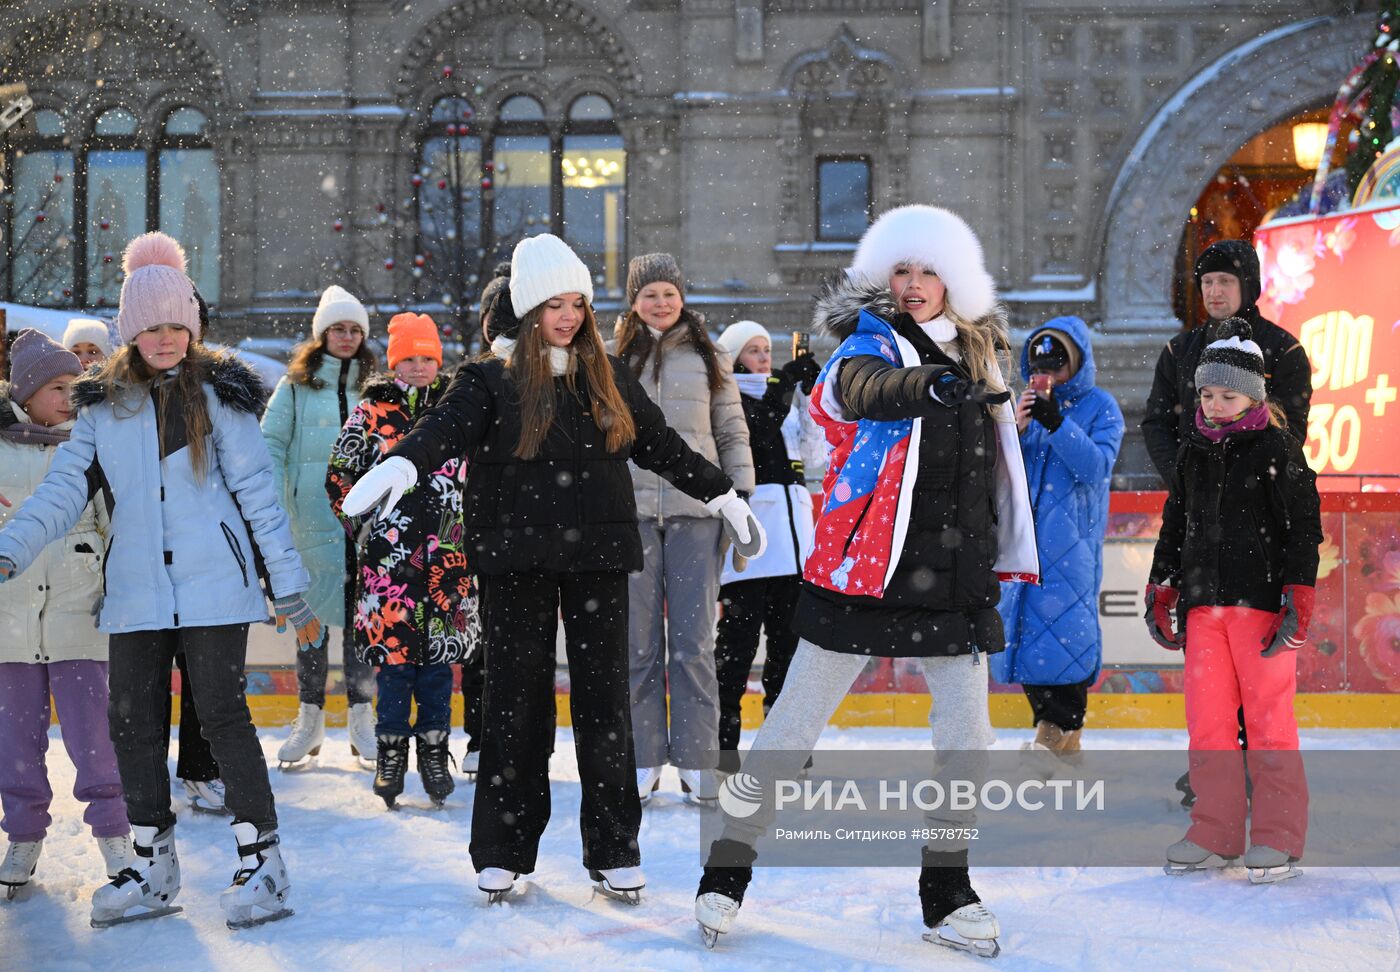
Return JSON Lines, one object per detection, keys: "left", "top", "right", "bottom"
{"left": 342, "top": 456, "right": 418, "bottom": 521}
{"left": 706, "top": 489, "right": 766, "bottom": 559}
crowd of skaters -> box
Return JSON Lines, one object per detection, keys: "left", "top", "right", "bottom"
{"left": 0, "top": 206, "right": 1320, "bottom": 952}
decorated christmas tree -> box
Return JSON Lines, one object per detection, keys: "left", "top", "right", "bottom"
{"left": 1344, "top": 0, "right": 1400, "bottom": 194}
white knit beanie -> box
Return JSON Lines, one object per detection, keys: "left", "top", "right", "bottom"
{"left": 312, "top": 285, "right": 370, "bottom": 341}
{"left": 716, "top": 320, "right": 770, "bottom": 363}
{"left": 510, "top": 234, "right": 594, "bottom": 317}
{"left": 62, "top": 317, "right": 114, "bottom": 356}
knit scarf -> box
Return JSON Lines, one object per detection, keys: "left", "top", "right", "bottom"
{"left": 734, "top": 372, "right": 770, "bottom": 398}
{"left": 0, "top": 401, "right": 72, "bottom": 446}
{"left": 1195, "top": 403, "right": 1269, "bottom": 443}
{"left": 490, "top": 336, "right": 574, "bottom": 376}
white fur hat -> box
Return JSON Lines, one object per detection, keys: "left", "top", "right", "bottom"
{"left": 510, "top": 233, "right": 594, "bottom": 317}
{"left": 847, "top": 205, "right": 998, "bottom": 321}
{"left": 62, "top": 317, "right": 113, "bottom": 356}
{"left": 716, "top": 320, "right": 770, "bottom": 363}
{"left": 312, "top": 285, "right": 370, "bottom": 340}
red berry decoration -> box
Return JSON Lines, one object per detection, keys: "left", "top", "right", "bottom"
{"left": 35, "top": 212, "right": 46, "bottom": 223}
{"left": 53, "top": 173, "right": 64, "bottom": 183}
{"left": 99, "top": 219, "right": 111, "bottom": 230}
{"left": 442, "top": 325, "right": 454, "bottom": 337}
{"left": 442, "top": 65, "right": 454, "bottom": 78}
{"left": 483, "top": 161, "right": 494, "bottom": 172}
{"left": 411, "top": 174, "right": 424, "bottom": 187}
{"left": 333, "top": 219, "right": 344, "bottom": 232}
{"left": 461, "top": 107, "right": 473, "bottom": 119}
{"left": 414, "top": 255, "right": 426, "bottom": 267}
{"left": 63, "top": 289, "right": 72, "bottom": 298}
{"left": 103, "top": 254, "right": 113, "bottom": 264}
{"left": 480, "top": 178, "right": 493, "bottom": 190}
{"left": 384, "top": 258, "right": 395, "bottom": 270}
{"left": 376, "top": 202, "right": 386, "bottom": 213}
{"left": 437, "top": 179, "right": 447, "bottom": 190}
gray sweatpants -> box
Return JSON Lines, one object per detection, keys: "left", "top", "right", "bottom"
{"left": 720, "top": 638, "right": 994, "bottom": 849}
{"left": 628, "top": 516, "right": 724, "bottom": 769}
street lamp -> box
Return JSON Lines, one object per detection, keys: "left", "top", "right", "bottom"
{"left": 1292, "top": 122, "right": 1330, "bottom": 171}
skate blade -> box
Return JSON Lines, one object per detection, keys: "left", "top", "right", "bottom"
{"left": 277, "top": 759, "right": 317, "bottom": 772}
{"left": 1248, "top": 863, "right": 1301, "bottom": 885}
{"left": 699, "top": 923, "right": 721, "bottom": 949}
{"left": 91, "top": 904, "right": 183, "bottom": 928}
{"left": 482, "top": 886, "right": 520, "bottom": 905}
{"left": 923, "top": 928, "right": 1001, "bottom": 959}
{"left": 1163, "top": 855, "right": 1236, "bottom": 876}
{"left": 593, "top": 884, "right": 643, "bottom": 905}
{"left": 188, "top": 801, "right": 232, "bottom": 817}
{"left": 3, "top": 883, "right": 30, "bottom": 902}
{"left": 227, "top": 906, "right": 294, "bottom": 930}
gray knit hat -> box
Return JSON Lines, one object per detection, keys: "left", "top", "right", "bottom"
{"left": 625, "top": 253, "right": 685, "bottom": 307}
{"left": 1195, "top": 316, "right": 1266, "bottom": 402}
{"left": 10, "top": 329, "right": 83, "bottom": 405}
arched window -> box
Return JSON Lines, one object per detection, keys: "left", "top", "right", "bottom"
{"left": 3, "top": 104, "right": 221, "bottom": 308}
{"left": 413, "top": 91, "right": 627, "bottom": 310}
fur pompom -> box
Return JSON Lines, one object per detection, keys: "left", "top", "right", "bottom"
{"left": 1215, "top": 315, "right": 1253, "bottom": 342}
{"left": 122, "top": 232, "right": 187, "bottom": 276}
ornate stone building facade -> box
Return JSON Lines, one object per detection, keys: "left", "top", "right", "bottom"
{"left": 0, "top": 0, "right": 1378, "bottom": 478}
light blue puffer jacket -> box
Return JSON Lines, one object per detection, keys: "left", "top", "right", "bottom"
{"left": 993, "top": 316, "right": 1124, "bottom": 687}
{"left": 0, "top": 355, "right": 309, "bottom": 634}
{"left": 261, "top": 354, "right": 367, "bottom": 624}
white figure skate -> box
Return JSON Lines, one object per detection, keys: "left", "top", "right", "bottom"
{"left": 90, "top": 826, "right": 182, "bottom": 927}
{"left": 220, "top": 822, "right": 294, "bottom": 930}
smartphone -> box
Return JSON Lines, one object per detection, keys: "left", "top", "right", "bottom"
{"left": 792, "top": 330, "right": 811, "bottom": 359}
{"left": 1029, "top": 373, "right": 1054, "bottom": 397}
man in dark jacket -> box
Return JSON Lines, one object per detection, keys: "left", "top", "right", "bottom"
{"left": 1141, "top": 240, "right": 1312, "bottom": 485}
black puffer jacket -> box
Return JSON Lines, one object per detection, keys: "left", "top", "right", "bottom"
{"left": 737, "top": 366, "right": 810, "bottom": 487}
{"left": 389, "top": 354, "right": 733, "bottom": 575}
{"left": 1149, "top": 423, "right": 1321, "bottom": 613}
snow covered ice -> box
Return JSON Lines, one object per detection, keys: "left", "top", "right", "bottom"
{"left": 3, "top": 726, "right": 1398, "bottom": 971}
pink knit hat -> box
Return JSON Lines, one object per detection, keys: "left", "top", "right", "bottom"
{"left": 115, "top": 233, "right": 202, "bottom": 344}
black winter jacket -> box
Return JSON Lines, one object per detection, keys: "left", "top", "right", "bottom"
{"left": 388, "top": 354, "right": 733, "bottom": 575}
{"left": 1149, "top": 423, "right": 1321, "bottom": 613}
{"left": 1141, "top": 311, "right": 1312, "bottom": 485}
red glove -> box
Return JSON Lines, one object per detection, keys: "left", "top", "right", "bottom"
{"left": 1144, "top": 584, "right": 1183, "bottom": 651}
{"left": 1260, "top": 585, "right": 1315, "bottom": 658}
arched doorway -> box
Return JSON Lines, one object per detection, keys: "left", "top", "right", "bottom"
{"left": 1097, "top": 14, "right": 1373, "bottom": 335}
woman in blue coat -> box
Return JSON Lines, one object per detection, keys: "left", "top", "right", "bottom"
{"left": 993, "top": 317, "right": 1123, "bottom": 758}
{"left": 0, "top": 233, "right": 321, "bottom": 930}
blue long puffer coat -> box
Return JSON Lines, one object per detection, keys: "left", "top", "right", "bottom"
{"left": 0, "top": 354, "right": 309, "bottom": 634}
{"left": 993, "top": 316, "right": 1124, "bottom": 687}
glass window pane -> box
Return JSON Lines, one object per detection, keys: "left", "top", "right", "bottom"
{"left": 562, "top": 134, "right": 626, "bottom": 296}
{"left": 417, "top": 135, "right": 484, "bottom": 297}
{"left": 431, "top": 98, "right": 473, "bottom": 124}
{"left": 94, "top": 109, "right": 139, "bottom": 137}
{"left": 568, "top": 95, "right": 614, "bottom": 121}
{"left": 87, "top": 150, "right": 147, "bottom": 307}
{"left": 491, "top": 135, "right": 551, "bottom": 260}
{"left": 499, "top": 96, "right": 545, "bottom": 122}
{"left": 817, "top": 159, "right": 870, "bottom": 241}
{"left": 11, "top": 151, "right": 75, "bottom": 305}
{"left": 34, "top": 110, "right": 65, "bottom": 137}
{"left": 164, "top": 108, "right": 208, "bottom": 137}
{"left": 159, "top": 149, "right": 220, "bottom": 301}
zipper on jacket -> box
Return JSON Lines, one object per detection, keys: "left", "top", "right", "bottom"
{"left": 656, "top": 368, "right": 665, "bottom": 527}
{"left": 220, "top": 522, "right": 250, "bottom": 587}
{"left": 970, "top": 643, "right": 981, "bottom": 666}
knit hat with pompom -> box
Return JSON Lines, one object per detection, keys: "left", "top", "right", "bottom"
{"left": 1195, "top": 316, "right": 1266, "bottom": 402}
{"left": 115, "top": 232, "right": 202, "bottom": 344}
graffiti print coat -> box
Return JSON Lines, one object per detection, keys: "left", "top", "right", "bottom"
{"left": 327, "top": 374, "right": 477, "bottom": 667}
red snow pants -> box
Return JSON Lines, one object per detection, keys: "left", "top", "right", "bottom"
{"left": 1183, "top": 606, "right": 1308, "bottom": 859}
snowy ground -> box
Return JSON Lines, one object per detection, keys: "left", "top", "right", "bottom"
{"left": 4, "top": 726, "right": 1399, "bottom": 972}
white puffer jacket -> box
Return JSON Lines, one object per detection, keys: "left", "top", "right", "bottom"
{"left": 0, "top": 392, "right": 108, "bottom": 664}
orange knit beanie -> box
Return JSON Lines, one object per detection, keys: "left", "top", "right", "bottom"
{"left": 386, "top": 313, "right": 442, "bottom": 368}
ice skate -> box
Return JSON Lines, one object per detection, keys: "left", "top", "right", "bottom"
{"left": 90, "top": 825, "right": 182, "bottom": 928}
{"left": 1243, "top": 844, "right": 1302, "bottom": 885}
{"left": 590, "top": 865, "right": 645, "bottom": 905}
{"left": 220, "top": 822, "right": 294, "bottom": 930}
{"left": 923, "top": 902, "right": 1002, "bottom": 959}
{"left": 477, "top": 867, "right": 519, "bottom": 904}
{"left": 1164, "top": 837, "right": 1237, "bottom": 875}
{"left": 416, "top": 729, "right": 456, "bottom": 808}
{"left": 373, "top": 733, "right": 410, "bottom": 809}
{"left": 347, "top": 702, "right": 377, "bottom": 770}
{"left": 96, "top": 835, "right": 135, "bottom": 881}
{"left": 636, "top": 766, "right": 662, "bottom": 806}
{"left": 461, "top": 748, "right": 480, "bottom": 781}
{"left": 182, "top": 778, "right": 231, "bottom": 816}
{"left": 1, "top": 840, "right": 42, "bottom": 900}
{"left": 277, "top": 703, "right": 325, "bottom": 769}
{"left": 679, "top": 768, "right": 718, "bottom": 807}
{"left": 1020, "top": 721, "right": 1083, "bottom": 771}
{"left": 696, "top": 892, "right": 740, "bottom": 948}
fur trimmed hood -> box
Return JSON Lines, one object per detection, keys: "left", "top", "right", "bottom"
{"left": 71, "top": 351, "right": 266, "bottom": 414}
{"left": 846, "top": 205, "right": 998, "bottom": 322}
{"left": 810, "top": 271, "right": 1009, "bottom": 342}
{"left": 359, "top": 372, "right": 447, "bottom": 408}
{"left": 0, "top": 382, "right": 15, "bottom": 427}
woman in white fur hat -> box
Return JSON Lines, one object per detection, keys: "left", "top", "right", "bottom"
{"left": 339, "top": 233, "right": 763, "bottom": 905}
{"left": 261, "top": 286, "right": 380, "bottom": 769}
{"left": 695, "top": 205, "right": 1039, "bottom": 957}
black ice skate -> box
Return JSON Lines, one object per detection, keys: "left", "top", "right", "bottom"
{"left": 590, "top": 866, "right": 645, "bottom": 905}
{"left": 920, "top": 849, "right": 1001, "bottom": 959}
{"left": 416, "top": 729, "right": 456, "bottom": 808}
{"left": 90, "top": 826, "right": 183, "bottom": 928}
{"left": 695, "top": 839, "right": 756, "bottom": 948}
{"left": 373, "top": 733, "right": 410, "bottom": 809}
{"left": 1164, "top": 837, "right": 1238, "bottom": 876}
{"left": 1243, "top": 844, "right": 1302, "bottom": 885}
{"left": 221, "top": 822, "right": 294, "bottom": 930}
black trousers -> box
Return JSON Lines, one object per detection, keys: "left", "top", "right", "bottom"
{"left": 460, "top": 647, "right": 486, "bottom": 753}
{"left": 714, "top": 575, "right": 801, "bottom": 763}
{"left": 108, "top": 624, "right": 276, "bottom": 832}
{"left": 471, "top": 571, "right": 639, "bottom": 874}
{"left": 166, "top": 651, "right": 219, "bottom": 783}
{"left": 1022, "top": 677, "right": 1093, "bottom": 732}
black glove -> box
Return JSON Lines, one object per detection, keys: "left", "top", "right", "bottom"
{"left": 1029, "top": 393, "right": 1063, "bottom": 432}
{"left": 780, "top": 353, "right": 821, "bottom": 394}
{"left": 932, "top": 372, "right": 1012, "bottom": 407}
